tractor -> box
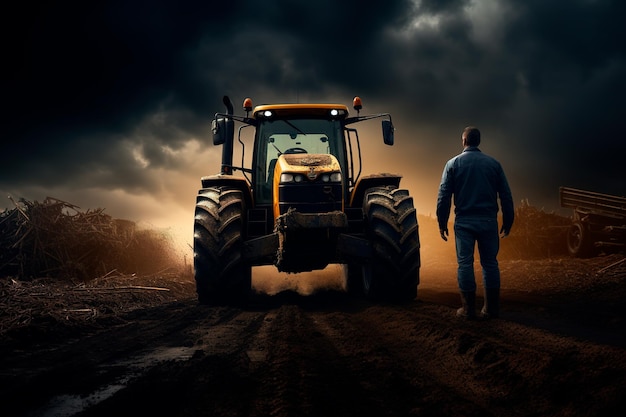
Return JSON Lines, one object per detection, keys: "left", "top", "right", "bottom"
{"left": 193, "top": 95, "right": 420, "bottom": 305}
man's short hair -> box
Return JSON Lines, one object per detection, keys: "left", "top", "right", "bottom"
{"left": 463, "top": 126, "right": 481, "bottom": 146}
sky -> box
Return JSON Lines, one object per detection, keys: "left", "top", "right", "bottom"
{"left": 2, "top": 0, "right": 625, "bottom": 250}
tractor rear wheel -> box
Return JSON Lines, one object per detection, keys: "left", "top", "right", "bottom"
{"left": 362, "top": 186, "right": 420, "bottom": 302}
{"left": 193, "top": 187, "right": 251, "bottom": 305}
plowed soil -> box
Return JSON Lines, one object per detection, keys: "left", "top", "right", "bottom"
{"left": 1, "top": 251, "right": 625, "bottom": 417}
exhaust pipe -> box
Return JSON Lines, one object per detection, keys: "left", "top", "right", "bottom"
{"left": 221, "top": 96, "right": 235, "bottom": 175}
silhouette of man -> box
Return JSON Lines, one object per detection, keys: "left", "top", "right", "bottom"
{"left": 436, "top": 126, "right": 514, "bottom": 319}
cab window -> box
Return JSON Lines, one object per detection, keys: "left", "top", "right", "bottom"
{"left": 254, "top": 119, "right": 345, "bottom": 203}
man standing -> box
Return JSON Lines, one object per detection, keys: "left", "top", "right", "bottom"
{"left": 436, "top": 126, "right": 514, "bottom": 319}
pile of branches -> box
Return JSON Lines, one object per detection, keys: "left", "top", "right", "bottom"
{"left": 0, "top": 197, "right": 179, "bottom": 280}
{"left": 499, "top": 199, "right": 572, "bottom": 259}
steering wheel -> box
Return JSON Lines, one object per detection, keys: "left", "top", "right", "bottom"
{"left": 284, "top": 147, "right": 308, "bottom": 154}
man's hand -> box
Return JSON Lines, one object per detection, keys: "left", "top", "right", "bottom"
{"left": 500, "top": 226, "right": 510, "bottom": 238}
{"left": 440, "top": 228, "right": 449, "bottom": 241}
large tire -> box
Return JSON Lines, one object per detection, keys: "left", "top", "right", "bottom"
{"left": 362, "top": 186, "right": 421, "bottom": 302}
{"left": 567, "top": 221, "right": 595, "bottom": 258}
{"left": 194, "top": 187, "right": 251, "bottom": 305}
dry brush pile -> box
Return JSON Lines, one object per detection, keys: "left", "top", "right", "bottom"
{"left": 499, "top": 199, "right": 573, "bottom": 259}
{"left": 0, "top": 196, "right": 183, "bottom": 281}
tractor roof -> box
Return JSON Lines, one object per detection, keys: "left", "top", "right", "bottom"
{"left": 253, "top": 103, "right": 350, "bottom": 119}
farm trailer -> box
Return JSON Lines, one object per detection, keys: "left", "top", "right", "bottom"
{"left": 559, "top": 186, "right": 626, "bottom": 257}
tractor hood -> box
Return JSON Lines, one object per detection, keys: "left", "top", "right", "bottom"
{"left": 272, "top": 153, "right": 343, "bottom": 219}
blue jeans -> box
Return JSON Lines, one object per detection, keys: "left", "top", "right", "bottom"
{"left": 454, "top": 217, "right": 500, "bottom": 292}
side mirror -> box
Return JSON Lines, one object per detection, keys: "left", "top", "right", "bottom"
{"left": 382, "top": 119, "right": 394, "bottom": 146}
{"left": 212, "top": 117, "right": 234, "bottom": 146}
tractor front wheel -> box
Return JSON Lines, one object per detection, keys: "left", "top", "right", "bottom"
{"left": 193, "top": 187, "right": 251, "bottom": 305}
{"left": 362, "top": 186, "right": 421, "bottom": 302}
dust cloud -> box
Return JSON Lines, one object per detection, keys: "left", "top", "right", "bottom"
{"left": 252, "top": 264, "right": 346, "bottom": 296}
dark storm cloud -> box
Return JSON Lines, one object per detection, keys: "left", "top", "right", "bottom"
{"left": 376, "top": 0, "right": 626, "bottom": 203}
{"left": 496, "top": 0, "right": 626, "bottom": 198}
{"left": 2, "top": 0, "right": 625, "bottom": 213}
{"left": 3, "top": 0, "right": 232, "bottom": 184}
{"left": 2, "top": 0, "right": 414, "bottom": 189}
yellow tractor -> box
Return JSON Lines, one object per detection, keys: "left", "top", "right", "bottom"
{"left": 194, "top": 96, "right": 420, "bottom": 304}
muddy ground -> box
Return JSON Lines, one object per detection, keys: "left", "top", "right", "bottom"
{"left": 1, "top": 250, "right": 625, "bottom": 417}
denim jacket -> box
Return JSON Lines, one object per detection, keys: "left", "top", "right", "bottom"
{"left": 436, "top": 146, "right": 514, "bottom": 232}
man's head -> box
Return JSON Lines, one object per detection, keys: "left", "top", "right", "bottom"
{"left": 462, "top": 126, "right": 481, "bottom": 147}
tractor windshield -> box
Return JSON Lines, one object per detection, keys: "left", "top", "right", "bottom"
{"left": 254, "top": 118, "right": 346, "bottom": 203}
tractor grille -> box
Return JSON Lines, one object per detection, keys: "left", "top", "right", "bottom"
{"left": 278, "top": 182, "right": 342, "bottom": 215}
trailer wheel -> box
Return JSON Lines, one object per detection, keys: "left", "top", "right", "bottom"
{"left": 567, "top": 221, "right": 595, "bottom": 258}
{"left": 194, "top": 187, "right": 251, "bottom": 305}
{"left": 362, "top": 186, "right": 421, "bottom": 302}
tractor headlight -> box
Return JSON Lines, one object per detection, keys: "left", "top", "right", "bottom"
{"left": 280, "top": 173, "right": 306, "bottom": 183}
{"left": 320, "top": 172, "right": 341, "bottom": 183}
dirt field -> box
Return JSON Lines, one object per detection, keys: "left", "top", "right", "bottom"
{"left": 1, "top": 242, "right": 625, "bottom": 417}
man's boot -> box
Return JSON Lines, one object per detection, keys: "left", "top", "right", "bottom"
{"left": 480, "top": 287, "right": 500, "bottom": 319}
{"left": 456, "top": 291, "right": 476, "bottom": 319}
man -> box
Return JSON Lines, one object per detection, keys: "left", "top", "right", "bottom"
{"left": 436, "top": 126, "right": 514, "bottom": 319}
